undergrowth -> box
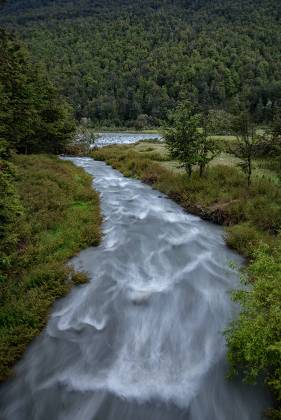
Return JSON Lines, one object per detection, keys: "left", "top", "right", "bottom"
{"left": 0, "top": 154, "right": 101, "bottom": 381}
{"left": 93, "top": 145, "right": 281, "bottom": 253}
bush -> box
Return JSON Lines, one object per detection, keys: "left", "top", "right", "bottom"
{"left": 226, "top": 242, "right": 281, "bottom": 416}
{"left": 225, "top": 223, "right": 268, "bottom": 256}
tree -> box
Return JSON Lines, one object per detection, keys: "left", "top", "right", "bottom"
{"left": 197, "top": 110, "right": 220, "bottom": 176}
{"left": 271, "top": 107, "right": 281, "bottom": 145}
{"left": 164, "top": 102, "right": 218, "bottom": 176}
{"left": 230, "top": 113, "right": 260, "bottom": 186}
{"left": 78, "top": 127, "right": 97, "bottom": 151}
{"left": 34, "top": 84, "right": 76, "bottom": 154}
{"left": 0, "top": 30, "right": 75, "bottom": 154}
{"left": 0, "top": 29, "right": 38, "bottom": 153}
{"left": 197, "top": 134, "right": 218, "bottom": 177}
{"left": 134, "top": 114, "right": 150, "bottom": 130}
{"left": 164, "top": 101, "right": 202, "bottom": 176}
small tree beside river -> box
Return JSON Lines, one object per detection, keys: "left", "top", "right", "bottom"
{"left": 164, "top": 102, "right": 218, "bottom": 176}
{"left": 230, "top": 113, "right": 260, "bottom": 187}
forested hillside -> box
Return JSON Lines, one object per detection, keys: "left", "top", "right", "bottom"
{"left": 1, "top": 0, "right": 281, "bottom": 126}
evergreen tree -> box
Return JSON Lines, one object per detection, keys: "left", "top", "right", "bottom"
{"left": 0, "top": 30, "right": 75, "bottom": 154}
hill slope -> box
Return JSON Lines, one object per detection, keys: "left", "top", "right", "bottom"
{"left": 1, "top": 0, "right": 281, "bottom": 126}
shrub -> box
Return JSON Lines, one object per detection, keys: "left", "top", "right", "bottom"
{"left": 226, "top": 241, "right": 281, "bottom": 416}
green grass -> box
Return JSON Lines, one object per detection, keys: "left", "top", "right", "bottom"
{"left": 0, "top": 154, "right": 101, "bottom": 381}
{"left": 131, "top": 140, "right": 280, "bottom": 184}
{"left": 92, "top": 143, "right": 281, "bottom": 417}
{"left": 93, "top": 144, "right": 281, "bottom": 248}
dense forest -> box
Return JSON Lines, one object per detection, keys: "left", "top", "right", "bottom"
{"left": 1, "top": 0, "right": 281, "bottom": 127}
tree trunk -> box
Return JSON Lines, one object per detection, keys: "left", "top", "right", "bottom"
{"left": 247, "top": 157, "right": 252, "bottom": 186}
{"left": 186, "top": 164, "right": 192, "bottom": 177}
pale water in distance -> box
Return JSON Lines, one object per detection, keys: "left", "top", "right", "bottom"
{"left": 94, "top": 132, "right": 162, "bottom": 147}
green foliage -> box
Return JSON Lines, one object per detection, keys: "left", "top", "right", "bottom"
{"left": 0, "top": 29, "right": 75, "bottom": 154}
{"left": 198, "top": 113, "right": 220, "bottom": 175}
{"left": 271, "top": 109, "right": 281, "bottom": 143}
{"left": 225, "top": 222, "right": 271, "bottom": 257}
{"left": 0, "top": 155, "right": 101, "bottom": 381}
{"left": 92, "top": 144, "right": 281, "bottom": 232}
{"left": 0, "top": 141, "right": 23, "bottom": 283}
{"left": 265, "top": 109, "right": 281, "bottom": 157}
{"left": 164, "top": 102, "right": 218, "bottom": 176}
{"left": 207, "top": 110, "right": 235, "bottom": 135}
{"left": 164, "top": 102, "right": 202, "bottom": 175}
{"left": 226, "top": 242, "right": 281, "bottom": 417}
{"left": 230, "top": 113, "right": 261, "bottom": 186}
{"left": 1, "top": 0, "right": 280, "bottom": 126}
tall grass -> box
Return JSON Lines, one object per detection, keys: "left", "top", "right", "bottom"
{"left": 93, "top": 146, "right": 281, "bottom": 254}
{"left": 0, "top": 155, "right": 101, "bottom": 381}
{"left": 93, "top": 144, "right": 281, "bottom": 416}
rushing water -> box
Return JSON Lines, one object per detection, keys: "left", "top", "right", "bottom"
{"left": 94, "top": 132, "right": 162, "bottom": 147}
{"left": 0, "top": 157, "right": 270, "bottom": 419}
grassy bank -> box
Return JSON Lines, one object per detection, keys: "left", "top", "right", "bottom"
{"left": 0, "top": 155, "right": 101, "bottom": 381}
{"left": 92, "top": 144, "right": 280, "bottom": 251}
{"left": 92, "top": 143, "right": 281, "bottom": 417}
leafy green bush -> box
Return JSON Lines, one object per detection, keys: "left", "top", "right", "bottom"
{"left": 226, "top": 242, "right": 281, "bottom": 417}
{"left": 225, "top": 223, "right": 269, "bottom": 256}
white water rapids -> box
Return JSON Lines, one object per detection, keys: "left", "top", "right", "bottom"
{"left": 0, "top": 157, "right": 270, "bottom": 419}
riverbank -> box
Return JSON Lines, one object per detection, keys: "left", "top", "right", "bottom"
{"left": 92, "top": 143, "right": 281, "bottom": 417}
{"left": 0, "top": 155, "right": 101, "bottom": 382}
{"left": 92, "top": 143, "right": 279, "bottom": 254}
